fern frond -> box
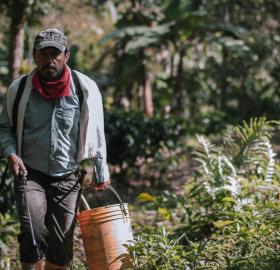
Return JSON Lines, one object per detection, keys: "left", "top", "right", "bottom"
{"left": 194, "top": 136, "right": 241, "bottom": 198}
{"left": 193, "top": 118, "right": 279, "bottom": 202}
{"left": 224, "top": 117, "right": 277, "bottom": 169}
{"left": 251, "top": 141, "right": 276, "bottom": 182}
{"left": 218, "top": 156, "right": 237, "bottom": 179}
{"left": 194, "top": 135, "right": 218, "bottom": 175}
{"left": 273, "top": 163, "right": 280, "bottom": 182}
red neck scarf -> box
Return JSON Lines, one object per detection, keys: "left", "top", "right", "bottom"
{"left": 32, "top": 66, "right": 71, "bottom": 99}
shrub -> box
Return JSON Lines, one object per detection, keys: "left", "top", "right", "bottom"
{"left": 128, "top": 226, "right": 188, "bottom": 270}
{"left": 131, "top": 117, "right": 280, "bottom": 269}
{"left": 0, "top": 213, "right": 20, "bottom": 269}
{"left": 0, "top": 160, "right": 16, "bottom": 214}
{"left": 105, "top": 108, "right": 186, "bottom": 183}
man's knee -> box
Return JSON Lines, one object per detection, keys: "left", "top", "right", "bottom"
{"left": 21, "top": 259, "right": 45, "bottom": 270}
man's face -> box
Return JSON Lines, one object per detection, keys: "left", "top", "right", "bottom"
{"left": 33, "top": 47, "right": 69, "bottom": 81}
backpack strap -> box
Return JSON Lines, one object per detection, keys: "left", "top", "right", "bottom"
{"left": 12, "top": 75, "right": 28, "bottom": 133}
{"left": 71, "top": 70, "right": 84, "bottom": 109}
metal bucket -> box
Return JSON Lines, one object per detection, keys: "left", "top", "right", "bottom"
{"left": 77, "top": 187, "right": 133, "bottom": 270}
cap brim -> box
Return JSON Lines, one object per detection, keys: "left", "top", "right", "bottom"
{"left": 35, "top": 41, "right": 66, "bottom": 51}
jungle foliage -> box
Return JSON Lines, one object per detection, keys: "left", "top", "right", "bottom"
{"left": 0, "top": 0, "right": 280, "bottom": 125}
{"left": 0, "top": 0, "right": 280, "bottom": 269}
{"left": 130, "top": 118, "right": 280, "bottom": 269}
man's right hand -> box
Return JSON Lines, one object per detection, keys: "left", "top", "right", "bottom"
{"left": 8, "top": 154, "right": 27, "bottom": 177}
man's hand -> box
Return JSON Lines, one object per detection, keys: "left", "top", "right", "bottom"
{"left": 8, "top": 153, "right": 27, "bottom": 177}
{"left": 91, "top": 179, "right": 111, "bottom": 191}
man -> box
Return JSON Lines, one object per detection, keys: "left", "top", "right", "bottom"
{"left": 0, "top": 28, "right": 110, "bottom": 270}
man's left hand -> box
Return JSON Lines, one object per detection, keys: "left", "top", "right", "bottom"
{"left": 91, "top": 179, "right": 111, "bottom": 191}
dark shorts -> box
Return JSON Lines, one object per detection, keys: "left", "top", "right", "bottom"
{"left": 14, "top": 167, "right": 82, "bottom": 266}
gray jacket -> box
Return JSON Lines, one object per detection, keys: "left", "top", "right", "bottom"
{"left": 3, "top": 69, "right": 110, "bottom": 182}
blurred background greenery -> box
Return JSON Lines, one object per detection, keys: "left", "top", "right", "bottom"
{"left": 1, "top": 0, "right": 280, "bottom": 125}
{"left": 1, "top": 0, "right": 280, "bottom": 269}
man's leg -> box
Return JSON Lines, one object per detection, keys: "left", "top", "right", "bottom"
{"left": 14, "top": 170, "right": 48, "bottom": 268}
{"left": 21, "top": 260, "right": 45, "bottom": 270}
{"left": 45, "top": 172, "right": 81, "bottom": 269}
{"left": 44, "top": 261, "right": 66, "bottom": 270}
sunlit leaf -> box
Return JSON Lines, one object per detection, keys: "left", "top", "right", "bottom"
{"left": 137, "top": 192, "right": 156, "bottom": 202}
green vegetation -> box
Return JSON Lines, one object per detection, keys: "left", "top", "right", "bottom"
{"left": 105, "top": 109, "right": 186, "bottom": 184}
{"left": 1, "top": 0, "right": 280, "bottom": 269}
{"left": 0, "top": 213, "right": 20, "bottom": 269}
{"left": 128, "top": 118, "right": 280, "bottom": 269}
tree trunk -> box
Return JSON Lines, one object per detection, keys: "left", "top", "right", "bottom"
{"left": 220, "top": 44, "right": 228, "bottom": 111}
{"left": 220, "top": 7, "right": 230, "bottom": 112}
{"left": 138, "top": 52, "right": 154, "bottom": 117}
{"left": 8, "top": 2, "right": 26, "bottom": 83}
{"left": 171, "top": 48, "right": 185, "bottom": 115}
{"left": 143, "top": 72, "right": 154, "bottom": 117}
{"left": 238, "top": 75, "right": 247, "bottom": 119}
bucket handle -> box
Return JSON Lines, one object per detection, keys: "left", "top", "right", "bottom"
{"left": 109, "top": 186, "right": 127, "bottom": 215}
{"left": 81, "top": 186, "right": 128, "bottom": 216}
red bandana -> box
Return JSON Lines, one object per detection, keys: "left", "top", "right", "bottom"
{"left": 32, "top": 66, "right": 71, "bottom": 99}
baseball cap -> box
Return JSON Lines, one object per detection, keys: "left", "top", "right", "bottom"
{"left": 34, "top": 28, "right": 67, "bottom": 51}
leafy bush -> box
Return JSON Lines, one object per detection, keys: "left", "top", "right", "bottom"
{"left": 0, "top": 213, "right": 20, "bottom": 269}
{"left": 0, "top": 159, "right": 16, "bottom": 214}
{"left": 105, "top": 108, "right": 186, "bottom": 183}
{"left": 128, "top": 227, "right": 188, "bottom": 270}
{"left": 131, "top": 117, "right": 280, "bottom": 269}
{"left": 191, "top": 201, "right": 280, "bottom": 270}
